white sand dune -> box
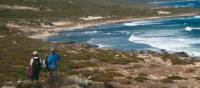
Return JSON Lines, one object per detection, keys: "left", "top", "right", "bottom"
{"left": 80, "top": 16, "right": 106, "bottom": 21}
{"left": 0, "top": 5, "right": 39, "bottom": 11}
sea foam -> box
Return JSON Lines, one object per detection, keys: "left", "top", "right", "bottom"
{"left": 84, "top": 30, "right": 99, "bottom": 34}
{"left": 185, "top": 26, "right": 200, "bottom": 31}
{"left": 86, "top": 38, "right": 112, "bottom": 48}
{"left": 185, "top": 26, "right": 193, "bottom": 31}
{"left": 128, "top": 34, "right": 200, "bottom": 56}
{"left": 193, "top": 15, "right": 200, "bottom": 18}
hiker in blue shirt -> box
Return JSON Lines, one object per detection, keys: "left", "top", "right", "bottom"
{"left": 47, "top": 48, "right": 61, "bottom": 79}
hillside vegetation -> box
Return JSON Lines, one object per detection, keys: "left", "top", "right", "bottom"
{"left": 0, "top": 0, "right": 198, "bottom": 20}
{"left": 1, "top": 27, "right": 200, "bottom": 88}
{"left": 0, "top": 0, "right": 198, "bottom": 32}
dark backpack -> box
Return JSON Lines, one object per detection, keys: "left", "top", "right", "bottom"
{"left": 45, "top": 57, "right": 49, "bottom": 70}
{"left": 32, "top": 57, "right": 41, "bottom": 71}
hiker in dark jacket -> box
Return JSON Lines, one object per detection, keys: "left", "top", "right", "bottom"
{"left": 30, "top": 51, "right": 41, "bottom": 81}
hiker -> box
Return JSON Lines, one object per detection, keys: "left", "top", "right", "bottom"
{"left": 30, "top": 51, "right": 41, "bottom": 81}
{"left": 27, "top": 66, "right": 32, "bottom": 80}
{"left": 42, "top": 56, "right": 50, "bottom": 78}
{"left": 42, "top": 56, "right": 49, "bottom": 71}
{"left": 47, "top": 48, "right": 61, "bottom": 78}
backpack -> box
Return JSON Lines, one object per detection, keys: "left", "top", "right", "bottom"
{"left": 49, "top": 63, "right": 57, "bottom": 71}
{"left": 42, "top": 57, "right": 49, "bottom": 70}
{"left": 32, "top": 57, "right": 41, "bottom": 71}
{"left": 27, "top": 66, "right": 32, "bottom": 80}
{"left": 47, "top": 53, "right": 60, "bottom": 71}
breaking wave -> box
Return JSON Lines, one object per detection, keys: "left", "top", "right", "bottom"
{"left": 193, "top": 15, "right": 200, "bottom": 18}
{"left": 185, "top": 26, "right": 200, "bottom": 31}
{"left": 84, "top": 30, "right": 99, "bottom": 34}
{"left": 128, "top": 34, "right": 200, "bottom": 56}
{"left": 86, "top": 38, "right": 113, "bottom": 48}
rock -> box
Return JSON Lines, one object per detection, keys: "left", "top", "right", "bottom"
{"left": 12, "top": 40, "right": 17, "bottom": 44}
{"left": 2, "top": 86, "right": 15, "bottom": 88}
{"left": 65, "top": 84, "right": 80, "bottom": 88}
{"left": 89, "top": 58, "right": 100, "bottom": 64}
{"left": 2, "top": 81, "right": 16, "bottom": 88}
{"left": 39, "top": 6, "right": 52, "bottom": 11}
{"left": 90, "top": 82, "right": 105, "bottom": 88}
{"left": 0, "top": 36, "right": 5, "bottom": 38}
{"left": 80, "top": 43, "right": 98, "bottom": 48}
{"left": 149, "top": 75, "right": 166, "bottom": 80}
{"left": 65, "top": 41, "right": 75, "bottom": 44}
{"left": 115, "top": 54, "right": 120, "bottom": 57}
{"left": 194, "top": 62, "right": 200, "bottom": 67}
{"left": 147, "top": 50, "right": 161, "bottom": 56}
{"left": 161, "top": 49, "right": 167, "bottom": 53}
{"left": 65, "top": 75, "right": 92, "bottom": 87}
{"left": 104, "top": 82, "right": 114, "bottom": 88}
{"left": 173, "top": 52, "right": 189, "bottom": 57}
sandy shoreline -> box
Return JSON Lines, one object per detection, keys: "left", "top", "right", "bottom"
{"left": 28, "top": 13, "right": 198, "bottom": 40}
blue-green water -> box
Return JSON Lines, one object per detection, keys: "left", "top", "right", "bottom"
{"left": 48, "top": 0, "right": 200, "bottom": 56}
{"left": 153, "top": 0, "right": 200, "bottom": 8}
{"left": 48, "top": 16, "right": 200, "bottom": 56}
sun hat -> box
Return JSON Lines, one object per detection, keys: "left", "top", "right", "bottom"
{"left": 33, "top": 51, "right": 38, "bottom": 55}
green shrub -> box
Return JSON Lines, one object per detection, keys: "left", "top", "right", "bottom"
{"left": 91, "top": 71, "right": 122, "bottom": 82}
{"left": 161, "top": 75, "right": 186, "bottom": 83}
{"left": 133, "top": 76, "right": 149, "bottom": 82}
{"left": 138, "top": 73, "right": 148, "bottom": 77}
{"left": 161, "top": 53, "right": 193, "bottom": 65}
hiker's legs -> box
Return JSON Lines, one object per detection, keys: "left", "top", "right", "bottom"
{"left": 51, "top": 70, "right": 57, "bottom": 80}
{"left": 48, "top": 69, "right": 57, "bottom": 80}
{"left": 32, "top": 70, "right": 40, "bottom": 80}
{"left": 32, "top": 72, "right": 36, "bottom": 80}
{"left": 48, "top": 69, "right": 52, "bottom": 77}
{"left": 35, "top": 71, "right": 40, "bottom": 80}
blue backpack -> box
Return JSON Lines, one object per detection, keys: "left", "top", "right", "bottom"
{"left": 47, "top": 53, "right": 60, "bottom": 71}
{"left": 48, "top": 63, "right": 57, "bottom": 71}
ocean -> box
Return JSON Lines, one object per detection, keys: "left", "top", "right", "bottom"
{"left": 153, "top": 0, "right": 200, "bottom": 8}
{"left": 47, "top": 0, "right": 200, "bottom": 56}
